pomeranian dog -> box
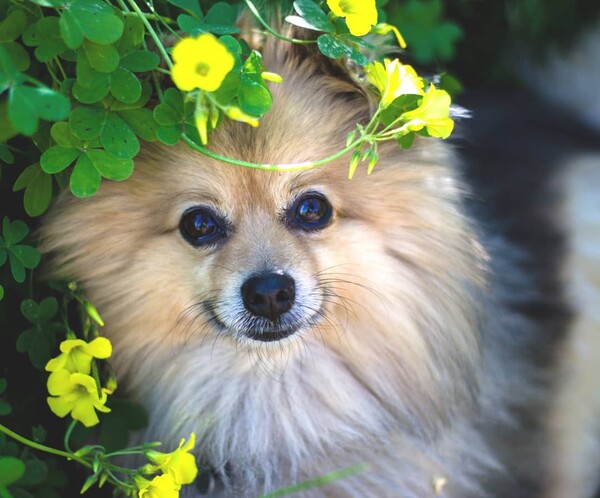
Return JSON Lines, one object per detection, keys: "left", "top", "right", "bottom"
{"left": 39, "top": 31, "right": 600, "bottom": 498}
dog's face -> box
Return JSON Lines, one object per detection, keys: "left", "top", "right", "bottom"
{"left": 40, "top": 42, "right": 487, "bottom": 488}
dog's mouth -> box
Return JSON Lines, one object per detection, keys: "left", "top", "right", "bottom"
{"left": 204, "top": 304, "right": 313, "bottom": 343}
{"left": 244, "top": 327, "right": 298, "bottom": 342}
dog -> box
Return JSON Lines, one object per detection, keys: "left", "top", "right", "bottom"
{"left": 39, "top": 31, "right": 600, "bottom": 498}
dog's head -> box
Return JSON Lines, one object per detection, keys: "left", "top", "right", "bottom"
{"left": 40, "top": 37, "right": 487, "bottom": 483}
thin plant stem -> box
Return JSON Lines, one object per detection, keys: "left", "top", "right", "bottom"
{"left": 0, "top": 423, "right": 91, "bottom": 469}
{"left": 181, "top": 134, "right": 364, "bottom": 171}
{"left": 63, "top": 419, "right": 77, "bottom": 453}
{"left": 243, "top": 0, "right": 316, "bottom": 45}
{"left": 260, "top": 463, "right": 368, "bottom": 498}
{"left": 125, "top": 0, "right": 173, "bottom": 69}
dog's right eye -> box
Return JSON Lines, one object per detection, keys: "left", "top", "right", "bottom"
{"left": 179, "top": 207, "right": 224, "bottom": 246}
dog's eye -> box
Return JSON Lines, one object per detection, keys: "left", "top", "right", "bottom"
{"left": 289, "top": 193, "right": 332, "bottom": 231}
{"left": 179, "top": 207, "right": 224, "bottom": 246}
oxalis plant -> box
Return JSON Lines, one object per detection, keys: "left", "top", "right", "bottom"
{"left": 0, "top": 0, "right": 458, "bottom": 496}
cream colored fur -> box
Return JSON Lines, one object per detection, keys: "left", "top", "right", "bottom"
{"left": 40, "top": 41, "right": 551, "bottom": 497}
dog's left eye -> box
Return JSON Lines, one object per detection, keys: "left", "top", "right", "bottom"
{"left": 179, "top": 207, "right": 224, "bottom": 246}
{"left": 288, "top": 192, "right": 332, "bottom": 231}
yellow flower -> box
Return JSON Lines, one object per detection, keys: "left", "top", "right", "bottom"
{"left": 47, "top": 370, "right": 111, "bottom": 427}
{"left": 372, "top": 23, "right": 407, "bottom": 48}
{"left": 171, "top": 34, "right": 234, "bottom": 92}
{"left": 400, "top": 84, "right": 454, "bottom": 139}
{"left": 145, "top": 433, "right": 198, "bottom": 486}
{"left": 135, "top": 474, "right": 181, "bottom": 498}
{"left": 224, "top": 106, "right": 259, "bottom": 127}
{"left": 45, "top": 337, "right": 112, "bottom": 375}
{"left": 327, "top": 0, "right": 378, "bottom": 36}
{"left": 365, "top": 59, "right": 424, "bottom": 109}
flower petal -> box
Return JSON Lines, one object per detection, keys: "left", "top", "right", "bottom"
{"left": 47, "top": 369, "right": 72, "bottom": 395}
{"left": 85, "top": 337, "right": 112, "bottom": 359}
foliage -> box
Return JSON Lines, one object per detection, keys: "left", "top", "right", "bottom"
{"left": 0, "top": 0, "right": 463, "bottom": 496}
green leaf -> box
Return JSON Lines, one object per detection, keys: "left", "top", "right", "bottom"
{"left": 0, "top": 8, "right": 28, "bottom": 42}
{"left": 380, "top": 94, "right": 422, "bottom": 126}
{"left": 0, "top": 457, "right": 25, "bottom": 487}
{"left": 390, "top": 0, "right": 462, "bottom": 64}
{"left": 70, "top": 154, "right": 101, "bottom": 197}
{"left": 35, "top": 88, "right": 71, "bottom": 122}
{"left": 397, "top": 132, "right": 415, "bottom": 149}
{"left": 22, "top": 17, "right": 67, "bottom": 62}
{"left": 317, "top": 34, "right": 367, "bottom": 65}
{"left": 0, "top": 379, "right": 6, "bottom": 395}
{"left": 51, "top": 122, "right": 82, "bottom": 148}
{"left": 0, "top": 43, "right": 19, "bottom": 91}
{"left": 69, "top": 106, "right": 106, "bottom": 140}
{"left": 73, "top": 79, "right": 111, "bottom": 103}
{"left": 119, "top": 50, "right": 160, "bottom": 72}
{"left": 166, "top": 0, "right": 203, "bottom": 18}
{"left": 59, "top": 10, "right": 84, "bottom": 49}
{"left": 3, "top": 219, "right": 28, "bottom": 246}
{"left": 238, "top": 75, "right": 271, "bottom": 116}
{"left": 83, "top": 41, "right": 120, "bottom": 73}
{"left": 38, "top": 297, "right": 59, "bottom": 323}
{"left": 0, "top": 103, "right": 17, "bottom": 142}
{"left": 0, "top": 399, "right": 9, "bottom": 416}
{"left": 153, "top": 103, "right": 180, "bottom": 126}
{"left": 204, "top": 2, "right": 237, "bottom": 25}
{"left": 291, "top": 0, "right": 334, "bottom": 32}
{"left": 0, "top": 285, "right": 3, "bottom": 302}
{"left": 13, "top": 163, "right": 54, "bottom": 217}
{"left": 60, "top": 1, "right": 124, "bottom": 49}
{"left": 13, "top": 164, "right": 39, "bottom": 192}
{"left": 177, "top": 14, "right": 239, "bottom": 36}
{"left": 86, "top": 149, "right": 134, "bottom": 181}
{"left": 156, "top": 125, "right": 181, "bottom": 145}
{"left": 105, "top": 79, "right": 152, "bottom": 111}
{"left": 8, "top": 86, "right": 69, "bottom": 136}
{"left": 0, "top": 143, "right": 14, "bottom": 164}
{"left": 8, "top": 252, "right": 25, "bottom": 282}
{"left": 177, "top": 14, "right": 203, "bottom": 35}
{"left": 11, "top": 245, "right": 41, "bottom": 269}
{"left": 17, "top": 459, "right": 47, "bottom": 486}
{"left": 40, "top": 146, "right": 81, "bottom": 174}
{"left": 119, "top": 108, "right": 158, "bottom": 142}
{"left": 213, "top": 67, "right": 241, "bottom": 106}
{"left": 2, "top": 42, "right": 30, "bottom": 72}
{"left": 110, "top": 67, "right": 142, "bottom": 104}
{"left": 100, "top": 113, "right": 139, "bottom": 159}
{"left": 117, "top": 15, "right": 144, "bottom": 54}
{"left": 8, "top": 86, "right": 39, "bottom": 136}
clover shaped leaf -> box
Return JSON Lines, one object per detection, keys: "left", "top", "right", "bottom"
{"left": 17, "top": 298, "right": 63, "bottom": 370}
{"left": 0, "top": 217, "right": 41, "bottom": 284}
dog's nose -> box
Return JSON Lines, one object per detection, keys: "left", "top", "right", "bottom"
{"left": 241, "top": 272, "right": 296, "bottom": 321}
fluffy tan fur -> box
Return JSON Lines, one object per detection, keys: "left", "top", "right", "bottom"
{"left": 40, "top": 41, "right": 503, "bottom": 497}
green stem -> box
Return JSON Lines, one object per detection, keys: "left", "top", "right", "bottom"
{"left": 243, "top": 0, "right": 316, "bottom": 45}
{"left": 53, "top": 57, "right": 67, "bottom": 81}
{"left": 64, "top": 419, "right": 77, "bottom": 453}
{"left": 260, "top": 463, "right": 368, "bottom": 498}
{"left": 181, "top": 134, "right": 363, "bottom": 171}
{"left": 139, "top": 0, "right": 181, "bottom": 40}
{"left": 0, "top": 423, "right": 91, "bottom": 469}
{"left": 125, "top": 0, "right": 173, "bottom": 69}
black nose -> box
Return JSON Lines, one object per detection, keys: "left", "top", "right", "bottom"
{"left": 241, "top": 272, "right": 296, "bottom": 321}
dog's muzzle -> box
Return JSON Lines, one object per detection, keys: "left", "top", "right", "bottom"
{"left": 240, "top": 271, "right": 298, "bottom": 341}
